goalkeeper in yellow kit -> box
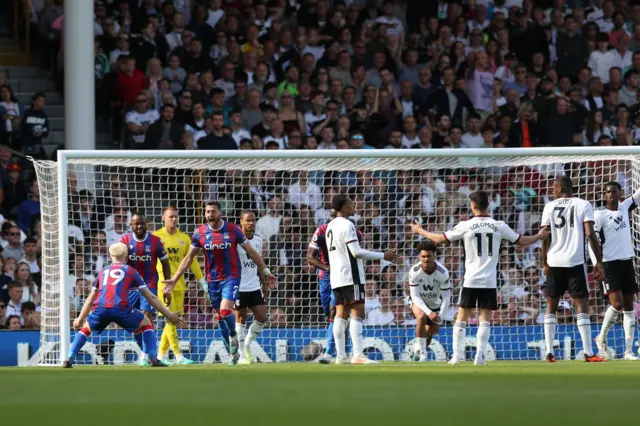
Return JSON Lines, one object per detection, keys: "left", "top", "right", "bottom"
{"left": 154, "top": 206, "right": 206, "bottom": 365}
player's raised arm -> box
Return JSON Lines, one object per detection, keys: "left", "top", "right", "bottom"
{"left": 514, "top": 226, "right": 551, "bottom": 246}
{"left": 139, "top": 287, "right": 185, "bottom": 327}
{"left": 73, "top": 288, "right": 98, "bottom": 330}
{"left": 410, "top": 220, "right": 448, "bottom": 244}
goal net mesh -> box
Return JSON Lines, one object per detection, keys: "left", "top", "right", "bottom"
{"left": 32, "top": 152, "right": 640, "bottom": 365}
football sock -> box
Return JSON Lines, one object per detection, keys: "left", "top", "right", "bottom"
{"left": 544, "top": 314, "right": 557, "bottom": 356}
{"left": 142, "top": 328, "right": 158, "bottom": 361}
{"left": 623, "top": 311, "right": 636, "bottom": 354}
{"left": 325, "top": 320, "right": 335, "bottom": 356}
{"left": 221, "top": 311, "right": 237, "bottom": 338}
{"left": 418, "top": 337, "right": 427, "bottom": 356}
{"left": 217, "top": 317, "right": 231, "bottom": 347}
{"left": 236, "top": 323, "right": 247, "bottom": 355}
{"left": 333, "top": 317, "right": 347, "bottom": 358}
{"left": 477, "top": 321, "right": 490, "bottom": 360}
{"left": 67, "top": 328, "right": 90, "bottom": 361}
{"left": 349, "top": 316, "right": 364, "bottom": 358}
{"left": 577, "top": 313, "right": 594, "bottom": 357}
{"left": 245, "top": 320, "right": 265, "bottom": 348}
{"left": 452, "top": 321, "right": 466, "bottom": 359}
{"left": 599, "top": 306, "right": 620, "bottom": 340}
{"left": 134, "top": 331, "right": 144, "bottom": 353}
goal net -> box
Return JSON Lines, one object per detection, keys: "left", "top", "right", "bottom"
{"left": 32, "top": 149, "right": 640, "bottom": 365}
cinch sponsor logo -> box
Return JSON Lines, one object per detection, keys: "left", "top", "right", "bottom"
{"left": 204, "top": 242, "right": 231, "bottom": 250}
{"left": 129, "top": 254, "right": 152, "bottom": 262}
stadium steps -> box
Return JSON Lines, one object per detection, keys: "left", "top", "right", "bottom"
{"left": 5, "top": 66, "right": 113, "bottom": 157}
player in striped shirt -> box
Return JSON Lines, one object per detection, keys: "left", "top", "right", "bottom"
{"left": 63, "top": 243, "right": 184, "bottom": 368}
{"left": 163, "top": 201, "right": 276, "bottom": 364}
{"left": 120, "top": 211, "right": 172, "bottom": 365}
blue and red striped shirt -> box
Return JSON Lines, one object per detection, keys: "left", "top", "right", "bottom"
{"left": 120, "top": 232, "right": 168, "bottom": 290}
{"left": 310, "top": 223, "right": 363, "bottom": 280}
{"left": 191, "top": 221, "right": 248, "bottom": 282}
{"left": 93, "top": 263, "right": 146, "bottom": 309}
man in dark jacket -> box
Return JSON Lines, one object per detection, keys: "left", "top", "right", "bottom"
{"left": 424, "top": 67, "right": 475, "bottom": 128}
{"left": 20, "top": 93, "right": 49, "bottom": 159}
{"left": 198, "top": 112, "right": 237, "bottom": 150}
{"left": 555, "top": 15, "right": 589, "bottom": 78}
{"left": 143, "top": 104, "right": 184, "bottom": 149}
{"left": 2, "top": 163, "right": 27, "bottom": 215}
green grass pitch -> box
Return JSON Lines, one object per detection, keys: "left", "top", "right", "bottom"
{"left": 2, "top": 362, "right": 638, "bottom": 426}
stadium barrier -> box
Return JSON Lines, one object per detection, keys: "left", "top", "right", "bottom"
{"left": 0, "top": 325, "right": 633, "bottom": 366}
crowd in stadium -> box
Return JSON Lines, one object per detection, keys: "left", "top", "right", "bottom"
{"left": 3, "top": 0, "right": 640, "bottom": 331}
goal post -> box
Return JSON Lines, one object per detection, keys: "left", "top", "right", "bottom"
{"left": 32, "top": 147, "right": 640, "bottom": 365}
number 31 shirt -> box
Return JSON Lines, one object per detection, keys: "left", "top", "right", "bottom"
{"left": 443, "top": 216, "right": 520, "bottom": 289}
{"left": 541, "top": 197, "right": 593, "bottom": 268}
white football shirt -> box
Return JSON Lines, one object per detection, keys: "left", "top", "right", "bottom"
{"left": 408, "top": 261, "right": 451, "bottom": 311}
{"left": 238, "top": 234, "right": 263, "bottom": 292}
{"left": 592, "top": 189, "right": 640, "bottom": 262}
{"left": 326, "top": 217, "right": 365, "bottom": 289}
{"left": 541, "top": 197, "right": 594, "bottom": 267}
{"left": 444, "top": 216, "right": 520, "bottom": 289}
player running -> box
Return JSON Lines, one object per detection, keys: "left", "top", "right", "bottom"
{"left": 120, "top": 211, "right": 171, "bottom": 366}
{"left": 63, "top": 243, "right": 184, "bottom": 368}
{"left": 592, "top": 182, "right": 640, "bottom": 360}
{"left": 541, "top": 176, "right": 606, "bottom": 363}
{"left": 326, "top": 194, "right": 400, "bottom": 364}
{"left": 154, "top": 206, "right": 207, "bottom": 365}
{"left": 235, "top": 210, "right": 271, "bottom": 364}
{"left": 412, "top": 191, "right": 548, "bottom": 365}
{"left": 407, "top": 240, "right": 451, "bottom": 362}
{"left": 162, "top": 201, "right": 276, "bottom": 365}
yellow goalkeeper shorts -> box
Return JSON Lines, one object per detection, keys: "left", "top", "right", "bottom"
{"left": 158, "top": 289, "right": 186, "bottom": 316}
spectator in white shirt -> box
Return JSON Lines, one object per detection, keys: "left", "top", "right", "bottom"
{"left": 401, "top": 115, "right": 419, "bottom": 148}
{"left": 376, "top": 0, "right": 404, "bottom": 36}
{"left": 461, "top": 113, "right": 484, "bottom": 148}
{"left": 165, "top": 12, "right": 185, "bottom": 53}
{"left": 263, "top": 119, "right": 288, "bottom": 149}
{"left": 206, "top": 0, "right": 225, "bottom": 28}
{"left": 287, "top": 170, "right": 322, "bottom": 210}
{"left": 109, "top": 35, "right": 129, "bottom": 65}
{"left": 597, "top": 34, "right": 633, "bottom": 84}
{"left": 125, "top": 92, "right": 160, "bottom": 148}
{"left": 318, "top": 127, "right": 337, "bottom": 150}
{"left": 365, "top": 288, "right": 396, "bottom": 326}
{"left": 588, "top": 33, "right": 614, "bottom": 83}
{"left": 5, "top": 282, "right": 23, "bottom": 321}
{"left": 105, "top": 207, "right": 130, "bottom": 247}
{"left": 364, "top": 280, "right": 381, "bottom": 316}
{"left": 19, "top": 238, "right": 39, "bottom": 273}
{"left": 256, "top": 195, "right": 283, "bottom": 243}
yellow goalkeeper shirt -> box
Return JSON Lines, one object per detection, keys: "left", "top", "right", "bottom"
{"left": 154, "top": 227, "right": 204, "bottom": 292}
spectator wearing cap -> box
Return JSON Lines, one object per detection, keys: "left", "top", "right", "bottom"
{"left": 197, "top": 112, "right": 236, "bottom": 150}
{"left": 206, "top": 88, "right": 231, "bottom": 126}
{"left": 2, "top": 163, "right": 25, "bottom": 215}
{"left": 252, "top": 104, "right": 278, "bottom": 139}
{"left": 143, "top": 104, "right": 183, "bottom": 150}
{"left": 19, "top": 93, "right": 49, "bottom": 159}
{"left": 229, "top": 107, "right": 251, "bottom": 147}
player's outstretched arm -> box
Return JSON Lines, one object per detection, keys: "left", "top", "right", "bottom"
{"left": 73, "top": 289, "right": 98, "bottom": 330}
{"left": 347, "top": 239, "right": 400, "bottom": 263}
{"left": 140, "top": 287, "right": 185, "bottom": 327}
{"left": 585, "top": 221, "right": 605, "bottom": 281}
{"left": 307, "top": 246, "right": 329, "bottom": 272}
{"left": 410, "top": 221, "right": 448, "bottom": 245}
{"left": 515, "top": 226, "right": 551, "bottom": 247}
{"left": 163, "top": 246, "right": 201, "bottom": 293}
{"left": 243, "top": 243, "right": 277, "bottom": 288}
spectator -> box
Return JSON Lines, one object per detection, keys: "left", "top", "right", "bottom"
{"left": 125, "top": 91, "right": 159, "bottom": 148}
{"left": 5, "top": 282, "right": 23, "bottom": 321}
{"left": 0, "top": 85, "right": 22, "bottom": 149}
{"left": 365, "top": 287, "right": 396, "bottom": 326}
{"left": 197, "top": 112, "right": 237, "bottom": 150}
{"left": 14, "top": 261, "right": 38, "bottom": 305}
{"left": 105, "top": 207, "right": 129, "bottom": 247}
{"left": 22, "top": 301, "right": 40, "bottom": 330}
{"left": 19, "top": 238, "right": 39, "bottom": 274}
{"left": 18, "top": 180, "right": 40, "bottom": 234}
{"left": 143, "top": 104, "right": 183, "bottom": 150}
{"left": 85, "top": 230, "right": 108, "bottom": 278}
{"left": 20, "top": 92, "right": 49, "bottom": 159}
{"left": 425, "top": 67, "right": 475, "bottom": 127}
{"left": 555, "top": 14, "right": 589, "bottom": 78}
{"left": 5, "top": 315, "right": 21, "bottom": 330}
{"left": 508, "top": 104, "right": 540, "bottom": 148}
{"left": 117, "top": 56, "right": 147, "bottom": 108}
{"left": 2, "top": 163, "right": 26, "bottom": 215}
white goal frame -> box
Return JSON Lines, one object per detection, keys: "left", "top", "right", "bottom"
{"left": 35, "top": 146, "right": 640, "bottom": 365}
